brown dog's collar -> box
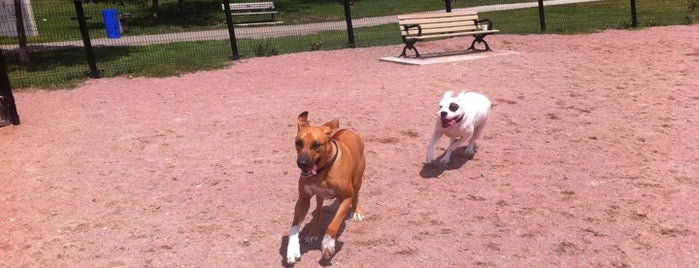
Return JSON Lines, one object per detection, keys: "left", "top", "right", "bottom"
{"left": 316, "top": 140, "right": 338, "bottom": 174}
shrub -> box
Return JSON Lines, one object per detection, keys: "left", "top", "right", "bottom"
{"left": 253, "top": 42, "right": 280, "bottom": 57}
{"left": 311, "top": 39, "right": 323, "bottom": 51}
{"left": 689, "top": 0, "right": 699, "bottom": 12}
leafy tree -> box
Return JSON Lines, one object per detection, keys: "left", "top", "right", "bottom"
{"left": 85, "top": 0, "right": 187, "bottom": 22}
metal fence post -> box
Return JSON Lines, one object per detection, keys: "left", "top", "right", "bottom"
{"left": 630, "top": 0, "right": 638, "bottom": 27}
{"left": 73, "top": 0, "right": 101, "bottom": 78}
{"left": 445, "top": 0, "right": 452, "bottom": 12}
{"left": 222, "top": 0, "right": 240, "bottom": 60}
{"left": 342, "top": 0, "right": 356, "bottom": 48}
{"left": 0, "top": 48, "right": 20, "bottom": 126}
{"left": 538, "top": 0, "right": 546, "bottom": 31}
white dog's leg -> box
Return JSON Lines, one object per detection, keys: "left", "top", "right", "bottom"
{"left": 465, "top": 139, "right": 477, "bottom": 156}
{"left": 426, "top": 128, "right": 443, "bottom": 163}
{"left": 286, "top": 225, "right": 301, "bottom": 264}
{"left": 465, "top": 127, "right": 482, "bottom": 156}
{"left": 441, "top": 137, "right": 467, "bottom": 164}
{"left": 321, "top": 233, "right": 336, "bottom": 259}
{"left": 467, "top": 115, "right": 489, "bottom": 156}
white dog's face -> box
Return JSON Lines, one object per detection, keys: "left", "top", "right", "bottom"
{"left": 436, "top": 91, "right": 465, "bottom": 128}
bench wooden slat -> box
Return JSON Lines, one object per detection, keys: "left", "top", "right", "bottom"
{"left": 221, "top": 2, "right": 277, "bottom": 13}
{"left": 401, "top": 27, "right": 500, "bottom": 38}
{"left": 419, "top": 21, "right": 479, "bottom": 29}
{"left": 402, "top": 25, "right": 483, "bottom": 36}
{"left": 399, "top": 15, "right": 480, "bottom": 26}
{"left": 396, "top": 9, "right": 477, "bottom": 20}
{"left": 404, "top": 30, "right": 500, "bottom": 40}
{"left": 401, "top": 21, "right": 479, "bottom": 32}
{"left": 230, "top": 11, "right": 278, "bottom": 15}
{"left": 227, "top": 2, "right": 275, "bottom": 11}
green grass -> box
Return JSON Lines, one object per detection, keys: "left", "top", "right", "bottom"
{"left": 5, "top": 41, "right": 232, "bottom": 89}
{"left": 2, "top": 0, "right": 534, "bottom": 44}
{"left": 3, "top": 0, "right": 695, "bottom": 89}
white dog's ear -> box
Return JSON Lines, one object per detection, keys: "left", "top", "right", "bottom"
{"left": 443, "top": 91, "right": 455, "bottom": 98}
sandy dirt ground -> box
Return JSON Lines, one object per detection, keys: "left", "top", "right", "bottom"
{"left": 1, "top": 25, "right": 698, "bottom": 267}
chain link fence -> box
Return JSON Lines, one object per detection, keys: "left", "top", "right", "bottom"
{"left": 0, "top": 0, "right": 694, "bottom": 89}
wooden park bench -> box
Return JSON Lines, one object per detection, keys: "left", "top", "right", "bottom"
{"left": 397, "top": 9, "right": 500, "bottom": 58}
{"left": 221, "top": 1, "right": 279, "bottom": 24}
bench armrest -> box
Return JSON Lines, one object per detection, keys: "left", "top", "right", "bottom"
{"left": 476, "top": 18, "right": 494, "bottom": 30}
{"left": 403, "top": 24, "right": 422, "bottom": 36}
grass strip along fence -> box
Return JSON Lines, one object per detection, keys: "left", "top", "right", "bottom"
{"left": 0, "top": 0, "right": 695, "bottom": 89}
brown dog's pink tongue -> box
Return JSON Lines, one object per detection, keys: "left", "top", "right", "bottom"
{"left": 449, "top": 119, "right": 457, "bottom": 127}
{"left": 311, "top": 165, "right": 318, "bottom": 175}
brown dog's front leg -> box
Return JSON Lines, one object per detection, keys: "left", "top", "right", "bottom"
{"left": 352, "top": 201, "right": 364, "bottom": 221}
{"left": 322, "top": 197, "right": 353, "bottom": 259}
{"left": 306, "top": 195, "right": 324, "bottom": 243}
{"left": 286, "top": 191, "right": 311, "bottom": 264}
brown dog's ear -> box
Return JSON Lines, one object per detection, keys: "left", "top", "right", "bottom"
{"left": 297, "top": 111, "right": 310, "bottom": 130}
{"left": 322, "top": 118, "right": 340, "bottom": 137}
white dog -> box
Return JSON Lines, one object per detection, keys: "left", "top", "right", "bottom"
{"left": 426, "top": 91, "right": 491, "bottom": 164}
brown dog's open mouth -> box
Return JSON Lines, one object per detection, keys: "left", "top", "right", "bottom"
{"left": 441, "top": 118, "right": 457, "bottom": 128}
{"left": 300, "top": 165, "right": 318, "bottom": 177}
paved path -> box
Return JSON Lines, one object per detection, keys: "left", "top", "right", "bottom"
{"left": 2, "top": 0, "right": 600, "bottom": 52}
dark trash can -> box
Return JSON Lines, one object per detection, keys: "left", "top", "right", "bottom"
{"left": 101, "top": 9, "right": 121, "bottom": 39}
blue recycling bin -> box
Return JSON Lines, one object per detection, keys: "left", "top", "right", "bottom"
{"left": 101, "top": 9, "right": 121, "bottom": 39}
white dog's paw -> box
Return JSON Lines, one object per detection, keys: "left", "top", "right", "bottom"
{"left": 321, "top": 234, "right": 336, "bottom": 259}
{"left": 286, "top": 238, "right": 301, "bottom": 264}
{"left": 465, "top": 142, "right": 477, "bottom": 156}
{"left": 304, "top": 235, "right": 319, "bottom": 244}
{"left": 439, "top": 155, "right": 451, "bottom": 164}
{"left": 465, "top": 147, "right": 475, "bottom": 156}
{"left": 426, "top": 146, "right": 435, "bottom": 164}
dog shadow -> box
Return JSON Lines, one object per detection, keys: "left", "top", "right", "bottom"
{"left": 419, "top": 147, "right": 474, "bottom": 179}
{"left": 278, "top": 199, "right": 347, "bottom": 267}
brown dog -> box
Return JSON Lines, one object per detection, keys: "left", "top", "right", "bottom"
{"left": 286, "top": 111, "right": 366, "bottom": 264}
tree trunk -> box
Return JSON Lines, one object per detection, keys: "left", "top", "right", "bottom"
{"left": 177, "top": 0, "right": 185, "bottom": 14}
{"left": 0, "top": 48, "right": 21, "bottom": 126}
{"left": 151, "top": 0, "right": 160, "bottom": 22}
{"left": 13, "top": 0, "right": 29, "bottom": 64}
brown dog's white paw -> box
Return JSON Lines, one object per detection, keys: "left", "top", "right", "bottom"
{"left": 322, "top": 234, "right": 336, "bottom": 259}
{"left": 286, "top": 226, "right": 302, "bottom": 264}
{"left": 352, "top": 212, "right": 364, "bottom": 221}
{"left": 286, "top": 249, "right": 300, "bottom": 264}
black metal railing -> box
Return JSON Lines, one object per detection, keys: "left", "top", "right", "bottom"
{"left": 0, "top": 0, "right": 692, "bottom": 90}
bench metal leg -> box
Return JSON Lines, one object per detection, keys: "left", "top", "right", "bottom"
{"left": 468, "top": 34, "right": 492, "bottom": 51}
{"left": 400, "top": 39, "right": 421, "bottom": 58}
